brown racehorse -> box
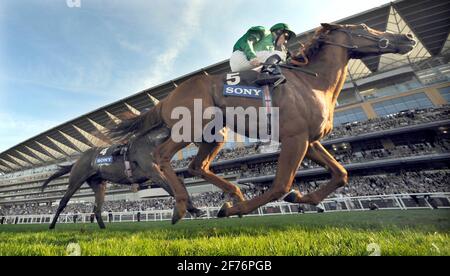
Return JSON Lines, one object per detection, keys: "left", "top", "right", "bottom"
{"left": 42, "top": 126, "right": 204, "bottom": 229}
{"left": 108, "top": 23, "right": 416, "bottom": 223}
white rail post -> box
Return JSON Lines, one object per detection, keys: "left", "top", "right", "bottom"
{"left": 423, "top": 196, "right": 433, "bottom": 209}
{"left": 357, "top": 199, "right": 364, "bottom": 210}
{"left": 398, "top": 196, "right": 407, "bottom": 210}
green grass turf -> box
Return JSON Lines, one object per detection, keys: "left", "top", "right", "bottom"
{"left": 0, "top": 209, "right": 449, "bottom": 256}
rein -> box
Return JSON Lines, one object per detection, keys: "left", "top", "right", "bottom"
{"left": 260, "top": 62, "right": 319, "bottom": 77}
{"left": 279, "top": 64, "right": 318, "bottom": 77}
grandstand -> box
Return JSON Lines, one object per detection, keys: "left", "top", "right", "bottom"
{"left": 0, "top": 0, "right": 449, "bottom": 223}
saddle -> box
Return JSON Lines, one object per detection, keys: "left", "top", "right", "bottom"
{"left": 223, "top": 67, "right": 285, "bottom": 88}
{"left": 109, "top": 144, "right": 127, "bottom": 156}
{"left": 95, "top": 144, "right": 126, "bottom": 160}
{"left": 95, "top": 143, "right": 134, "bottom": 180}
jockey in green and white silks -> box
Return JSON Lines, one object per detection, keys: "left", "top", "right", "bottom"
{"left": 230, "top": 23, "right": 296, "bottom": 73}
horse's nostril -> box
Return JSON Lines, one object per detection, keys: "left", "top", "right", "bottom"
{"left": 406, "top": 33, "right": 414, "bottom": 41}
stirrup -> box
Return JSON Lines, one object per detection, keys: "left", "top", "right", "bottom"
{"left": 274, "top": 75, "right": 286, "bottom": 87}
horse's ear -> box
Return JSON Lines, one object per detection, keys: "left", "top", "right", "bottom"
{"left": 321, "top": 23, "right": 341, "bottom": 30}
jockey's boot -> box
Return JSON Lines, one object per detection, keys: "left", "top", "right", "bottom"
{"left": 255, "top": 55, "right": 286, "bottom": 86}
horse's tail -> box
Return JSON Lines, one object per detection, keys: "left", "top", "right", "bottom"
{"left": 41, "top": 164, "right": 73, "bottom": 192}
{"left": 107, "top": 103, "right": 163, "bottom": 142}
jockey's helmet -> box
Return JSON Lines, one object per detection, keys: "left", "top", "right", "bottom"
{"left": 270, "top": 23, "right": 296, "bottom": 41}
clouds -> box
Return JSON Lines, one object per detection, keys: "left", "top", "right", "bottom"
{"left": 0, "top": 0, "right": 210, "bottom": 151}
{"left": 143, "top": 0, "right": 207, "bottom": 87}
{"left": 0, "top": 0, "right": 394, "bottom": 152}
{"left": 0, "top": 111, "right": 59, "bottom": 152}
{"left": 116, "top": 37, "right": 150, "bottom": 56}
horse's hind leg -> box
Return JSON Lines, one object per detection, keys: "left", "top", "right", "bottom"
{"left": 87, "top": 179, "right": 107, "bottom": 229}
{"left": 284, "top": 141, "right": 348, "bottom": 205}
{"left": 49, "top": 175, "right": 87, "bottom": 229}
{"left": 188, "top": 140, "right": 245, "bottom": 203}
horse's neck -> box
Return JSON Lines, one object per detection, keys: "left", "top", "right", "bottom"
{"left": 306, "top": 45, "right": 349, "bottom": 107}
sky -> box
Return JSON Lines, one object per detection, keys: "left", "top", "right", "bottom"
{"left": 0, "top": 0, "right": 392, "bottom": 153}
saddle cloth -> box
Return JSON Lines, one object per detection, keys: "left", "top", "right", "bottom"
{"left": 223, "top": 70, "right": 260, "bottom": 87}
{"left": 223, "top": 70, "right": 275, "bottom": 140}
{"left": 223, "top": 70, "right": 264, "bottom": 99}
{"left": 94, "top": 144, "right": 125, "bottom": 164}
{"left": 94, "top": 144, "right": 134, "bottom": 179}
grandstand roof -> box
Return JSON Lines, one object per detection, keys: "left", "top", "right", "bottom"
{"left": 1, "top": 0, "right": 449, "bottom": 174}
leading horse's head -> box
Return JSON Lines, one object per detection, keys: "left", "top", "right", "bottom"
{"left": 318, "top": 23, "right": 416, "bottom": 59}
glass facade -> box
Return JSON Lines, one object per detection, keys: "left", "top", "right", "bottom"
{"left": 372, "top": 92, "right": 434, "bottom": 117}
{"left": 359, "top": 75, "right": 422, "bottom": 101}
{"left": 416, "top": 63, "right": 450, "bottom": 86}
{"left": 337, "top": 88, "right": 360, "bottom": 106}
{"left": 438, "top": 86, "right": 450, "bottom": 103}
{"left": 334, "top": 107, "right": 368, "bottom": 126}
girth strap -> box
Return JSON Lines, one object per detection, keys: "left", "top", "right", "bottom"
{"left": 121, "top": 146, "right": 134, "bottom": 181}
{"left": 262, "top": 85, "right": 273, "bottom": 138}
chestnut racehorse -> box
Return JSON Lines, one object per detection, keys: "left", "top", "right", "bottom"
{"left": 108, "top": 23, "right": 416, "bottom": 223}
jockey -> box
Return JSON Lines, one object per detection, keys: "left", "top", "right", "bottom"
{"left": 230, "top": 23, "right": 296, "bottom": 85}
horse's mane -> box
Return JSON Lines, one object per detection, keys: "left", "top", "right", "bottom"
{"left": 105, "top": 111, "right": 145, "bottom": 143}
{"left": 302, "top": 27, "right": 329, "bottom": 60}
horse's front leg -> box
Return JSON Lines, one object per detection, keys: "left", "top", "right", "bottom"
{"left": 218, "top": 134, "right": 309, "bottom": 217}
{"left": 145, "top": 163, "right": 204, "bottom": 217}
{"left": 154, "top": 139, "right": 191, "bottom": 224}
{"left": 284, "top": 140, "right": 348, "bottom": 205}
{"left": 188, "top": 140, "right": 245, "bottom": 204}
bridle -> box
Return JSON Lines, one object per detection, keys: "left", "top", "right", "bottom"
{"left": 317, "top": 24, "right": 397, "bottom": 57}
{"left": 287, "top": 24, "right": 412, "bottom": 72}
{"left": 289, "top": 24, "right": 396, "bottom": 66}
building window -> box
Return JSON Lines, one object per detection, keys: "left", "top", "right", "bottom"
{"left": 358, "top": 74, "right": 422, "bottom": 100}
{"left": 337, "top": 88, "right": 360, "bottom": 106}
{"left": 438, "top": 86, "right": 450, "bottom": 103}
{"left": 334, "top": 107, "right": 368, "bottom": 126}
{"left": 372, "top": 92, "right": 434, "bottom": 117}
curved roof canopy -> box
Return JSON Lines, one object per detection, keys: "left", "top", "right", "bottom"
{"left": 1, "top": 0, "right": 449, "bottom": 174}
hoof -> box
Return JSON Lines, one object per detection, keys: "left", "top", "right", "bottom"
{"left": 197, "top": 210, "right": 207, "bottom": 218}
{"left": 171, "top": 213, "right": 181, "bottom": 224}
{"left": 171, "top": 205, "right": 186, "bottom": 225}
{"left": 192, "top": 208, "right": 206, "bottom": 218}
{"left": 283, "top": 190, "right": 298, "bottom": 203}
{"left": 49, "top": 224, "right": 55, "bottom": 230}
{"left": 217, "top": 202, "right": 232, "bottom": 218}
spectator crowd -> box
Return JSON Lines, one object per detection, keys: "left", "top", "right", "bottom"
{"left": 0, "top": 169, "right": 448, "bottom": 216}
{"left": 0, "top": 106, "right": 449, "bottom": 216}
